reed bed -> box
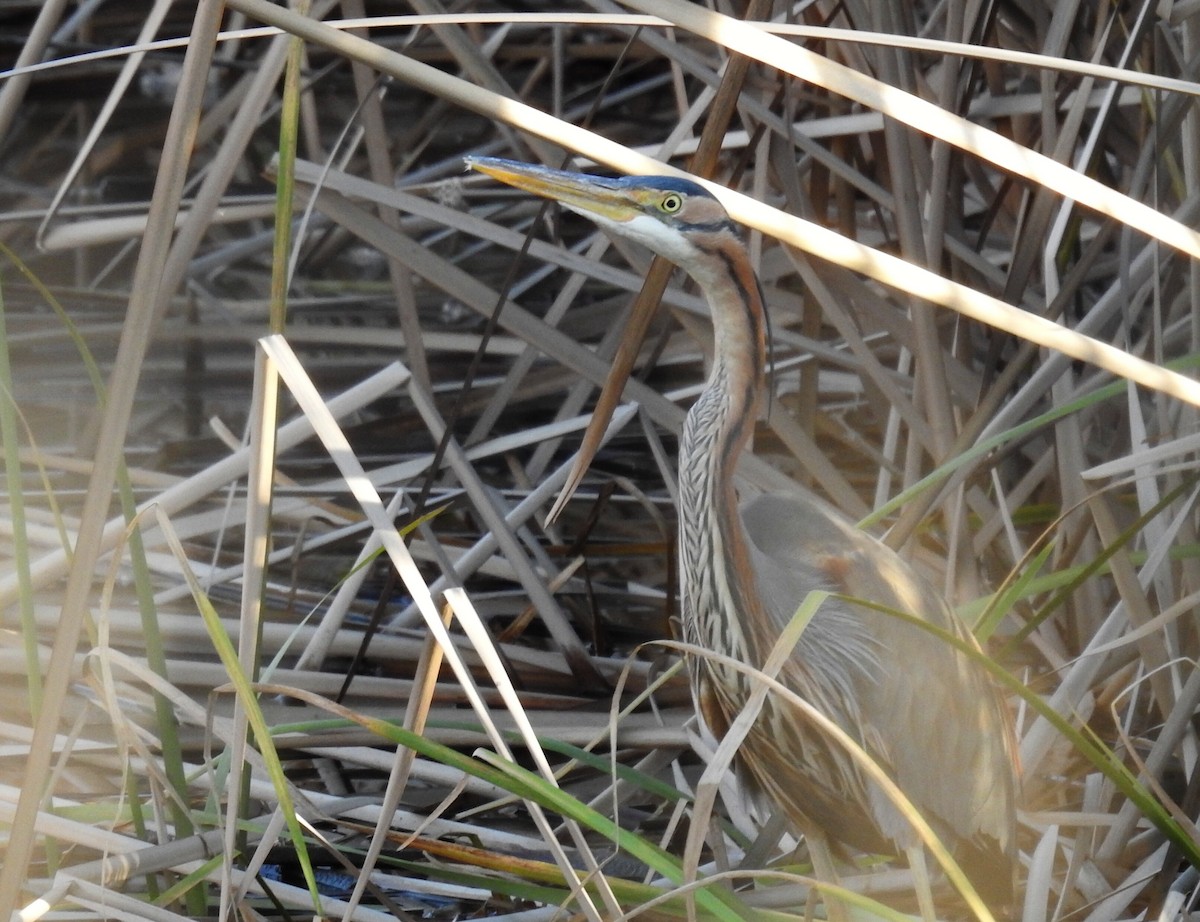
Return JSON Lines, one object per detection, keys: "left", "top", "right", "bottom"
{"left": 1, "top": 2, "right": 1199, "bottom": 920}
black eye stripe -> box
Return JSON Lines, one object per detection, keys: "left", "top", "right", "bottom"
{"left": 675, "top": 218, "right": 740, "bottom": 235}
{"left": 637, "top": 197, "right": 738, "bottom": 236}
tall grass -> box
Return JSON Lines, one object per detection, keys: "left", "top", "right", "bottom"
{"left": 0, "top": 3, "right": 1198, "bottom": 920}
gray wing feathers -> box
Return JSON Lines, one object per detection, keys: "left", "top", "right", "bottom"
{"left": 739, "top": 492, "right": 1015, "bottom": 851}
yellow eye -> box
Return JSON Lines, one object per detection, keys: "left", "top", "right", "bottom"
{"left": 660, "top": 193, "right": 683, "bottom": 214}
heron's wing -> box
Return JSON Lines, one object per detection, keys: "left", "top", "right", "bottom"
{"left": 739, "top": 492, "right": 1016, "bottom": 855}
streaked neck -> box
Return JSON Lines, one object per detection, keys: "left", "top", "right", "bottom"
{"left": 676, "top": 241, "right": 767, "bottom": 654}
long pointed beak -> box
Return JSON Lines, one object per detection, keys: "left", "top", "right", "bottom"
{"left": 465, "top": 157, "right": 640, "bottom": 224}
{"left": 467, "top": 156, "right": 664, "bottom": 523}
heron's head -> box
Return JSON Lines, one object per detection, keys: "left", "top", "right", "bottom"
{"left": 465, "top": 157, "right": 741, "bottom": 277}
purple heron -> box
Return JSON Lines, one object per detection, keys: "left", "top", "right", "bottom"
{"left": 466, "top": 157, "right": 1018, "bottom": 912}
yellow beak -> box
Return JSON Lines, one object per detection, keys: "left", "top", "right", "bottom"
{"left": 466, "top": 156, "right": 640, "bottom": 223}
